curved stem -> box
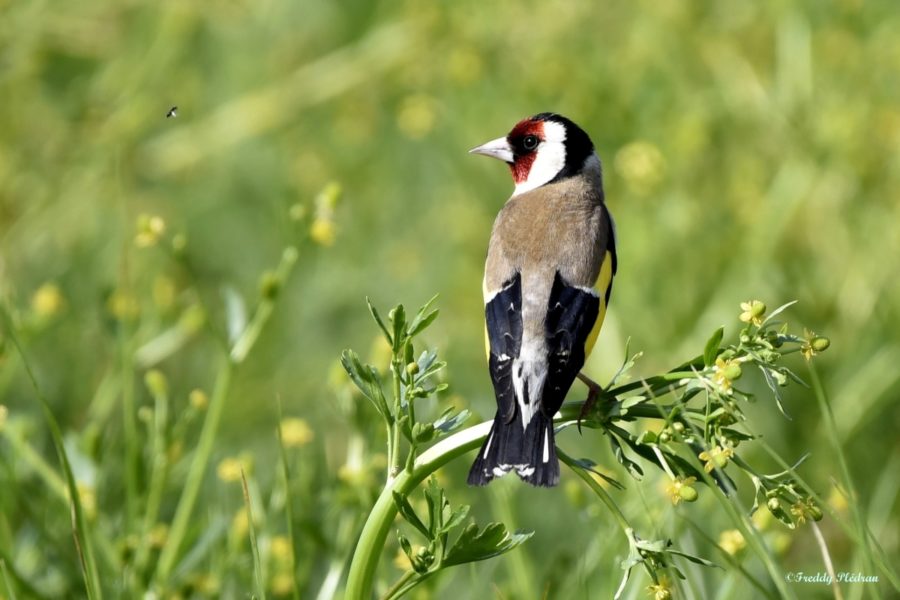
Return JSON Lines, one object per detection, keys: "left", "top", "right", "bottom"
{"left": 344, "top": 376, "right": 700, "bottom": 599}
{"left": 344, "top": 421, "right": 490, "bottom": 599}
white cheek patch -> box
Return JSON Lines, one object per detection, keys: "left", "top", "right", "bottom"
{"left": 513, "top": 120, "right": 567, "bottom": 196}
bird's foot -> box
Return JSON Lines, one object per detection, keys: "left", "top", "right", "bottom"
{"left": 576, "top": 372, "right": 608, "bottom": 433}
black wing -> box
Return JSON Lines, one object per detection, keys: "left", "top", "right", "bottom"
{"left": 484, "top": 273, "right": 523, "bottom": 424}
{"left": 543, "top": 272, "right": 600, "bottom": 415}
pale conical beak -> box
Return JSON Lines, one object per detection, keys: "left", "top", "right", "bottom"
{"left": 469, "top": 136, "right": 514, "bottom": 163}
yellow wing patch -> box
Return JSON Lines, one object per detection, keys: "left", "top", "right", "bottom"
{"left": 584, "top": 250, "right": 614, "bottom": 357}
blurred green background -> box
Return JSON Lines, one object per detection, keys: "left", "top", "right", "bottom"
{"left": 1, "top": 0, "right": 898, "bottom": 598}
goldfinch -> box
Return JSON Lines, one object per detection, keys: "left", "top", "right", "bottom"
{"left": 467, "top": 113, "right": 616, "bottom": 487}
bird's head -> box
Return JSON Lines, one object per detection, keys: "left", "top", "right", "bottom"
{"left": 470, "top": 113, "right": 597, "bottom": 196}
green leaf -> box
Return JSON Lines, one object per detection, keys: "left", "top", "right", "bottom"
{"left": 759, "top": 366, "right": 791, "bottom": 420}
{"left": 340, "top": 350, "right": 389, "bottom": 418}
{"left": 423, "top": 478, "right": 444, "bottom": 537}
{"left": 407, "top": 295, "right": 440, "bottom": 337}
{"left": 609, "top": 434, "right": 643, "bottom": 480}
{"left": 704, "top": 326, "right": 724, "bottom": 367}
{"left": 441, "top": 505, "right": 470, "bottom": 535}
{"left": 761, "top": 300, "right": 798, "bottom": 326}
{"left": 390, "top": 304, "right": 407, "bottom": 352}
{"left": 569, "top": 457, "right": 625, "bottom": 490}
{"left": 397, "top": 529, "right": 413, "bottom": 561}
{"left": 366, "top": 297, "right": 392, "bottom": 345}
{"left": 608, "top": 339, "right": 643, "bottom": 387}
{"left": 432, "top": 408, "right": 470, "bottom": 436}
{"left": 669, "top": 550, "right": 722, "bottom": 569}
{"left": 444, "top": 523, "right": 533, "bottom": 566}
{"left": 633, "top": 537, "right": 669, "bottom": 553}
{"left": 393, "top": 492, "right": 430, "bottom": 539}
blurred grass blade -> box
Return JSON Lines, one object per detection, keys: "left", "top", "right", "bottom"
{"left": 241, "top": 469, "right": 266, "bottom": 600}
{"left": 0, "top": 306, "right": 103, "bottom": 600}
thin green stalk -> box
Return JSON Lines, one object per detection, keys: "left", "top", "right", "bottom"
{"left": 755, "top": 439, "right": 900, "bottom": 590}
{"left": 154, "top": 357, "right": 233, "bottom": 585}
{"left": 389, "top": 361, "right": 403, "bottom": 480}
{"left": 118, "top": 328, "right": 140, "bottom": 534}
{"left": 0, "top": 307, "right": 103, "bottom": 600}
{"left": 242, "top": 469, "right": 267, "bottom": 600}
{"left": 230, "top": 247, "right": 298, "bottom": 364}
{"left": 558, "top": 449, "right": 631, "bottom": 533}
{"left": 276, "top": 398, "right": 302, "bottom": 600}
{"left": 693, "top": 459, "right": 795, "bottom": 600}
{"left": 134, "top": 384, "right": 170, "bottom": 575}
{"left": 681, "top": 517, "right": 775, "bottom": 600}
{"left": 380, "top": 571, "right": 416, "bottom": 600}
{"left": 1, "top": 559, "right": 18, "bottom": 600}
{"left": 809, "top": 364, "right": 877, "bottom": 583}
{"left": 1, "top": 428, "right": 67, "bottom": 501}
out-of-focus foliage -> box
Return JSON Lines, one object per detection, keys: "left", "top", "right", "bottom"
{"left": 0, "top": 0, "right": 898, "bottom": 598}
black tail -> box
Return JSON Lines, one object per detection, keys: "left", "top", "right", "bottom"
{"left": 467, "top": 412, "right": 559, "bottom": 487}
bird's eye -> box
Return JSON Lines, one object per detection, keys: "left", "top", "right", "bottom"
{"left": 522, "top": 135, "right": 539, "bottom": 151}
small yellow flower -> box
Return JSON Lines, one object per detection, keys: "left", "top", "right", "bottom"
{"left": 271, "top": 572, "right": 295, "bottom": 596}
{"left": 190, "top": 573, "right": 220, "bottom": 595}
{"left": 135, "top": 214, "right": 166, "bottom": 248}
{"left": 739, "top": 300, "right": 766, "bottom": 326}
{"left": 144, "top": 369, "right": 168, "bottom": 397}
{"left": 270, "top": 535, "right": 293, "bottom": 564}
{"left": 280, "top": 418, "right": 314, "bottom": 447}
{"left": 217, "top": 456, "right": 251, "bottom": 482}
{"left": 615, "top": 141, "right": 666, "bottom": 195}
{"left": 801, "top": 329, "right": 830, "bottom": 361}
{"left": 665, "top": 476, "right": 698, "bottom": 505}
{"left": 32, "top": 283, "right": 65, "bottom": 318}
{"left": 712, "top": 358, "right": 741, "bottom": 394}
{"left": 698, "top": 445, "right": 734, "bottom": 473}
{"left": 149, "top": 523, "right": 169, "bottom": 548}
{"left": 789, "top": 498, "right": 822, "bottom": 525}
{"left": 107, "top": 289, "right": 140, "bottom": 321}
{"left": 231, "top": 508, "right": 250, "bottom": 538}
{"left": 152, "top": 275, "right": 176, "bottom": 311}
{"left": 74, "top": 483, "right": 97, "bottom": 521}
{"left": 718, "top": 529, "right": 746, "bottom": 555}
{"left": 309, "top": 218, "right": 336, "bottom": 246}
{"left": 647, "top": 575, "right": 672, "bottom": 600}
{"left": 189, "top": 389, "right": 208, "bottom": 410}
{"left": 396, "top": 94, "right": 438, "bottom": 139}
{"left": 827, "top": 486, "right": 848, "bottom": 514}
{"left": 790, "top": 501, "right": 807, "bottom": 525}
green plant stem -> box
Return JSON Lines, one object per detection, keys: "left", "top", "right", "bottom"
{"left": 230, "top": 246, "right": 298, "bottom": 364}
{"left": 276, "top": 398, "right": 302, "bottom": 600}
{"left": 0, "top": 307, "right": 103, "bottom": 600}
{"left": 118, "top": 328, "right": 140, "bottom": 535}
{"left": 345, "top": 420, "right": 490, "bottom": 599}
{"left": 241, "top": 469, "right": 267, "bottom": 600}
{"left": 154, "top": 356, "right": 233, "bottom": 586}
{"left": 389, "top": 361, "right": 403, "bottom": 480}
{"left": 134, "top": 387, "right": 170, "bottom": 576}
{"left": 558, "top": 449, "right": 631, "bottom": 533}
{"left": 380, "top": 570, "right": 416, "bottom": 600}
{"left": 809, "top": 364, "right": 877, "bottom": 584}
{"left": 1, "top": 427, "right": 67, "bottom": 501}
